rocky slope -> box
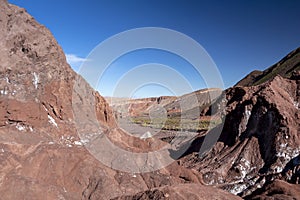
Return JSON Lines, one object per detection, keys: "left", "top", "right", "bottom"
{"left": 236, "top": 47, "right": 300, "bottom": 86}
{"left": 0, "top": 1, "right": 124, "bottom": 199}
{"left": 112, "top": 184, "right": 241, "bottom": 200}
{"left": 179, "top": 59, "right": 300, "bottom": 198}
{"left": 0, "top": 1, "right": 239, "bottom": 199}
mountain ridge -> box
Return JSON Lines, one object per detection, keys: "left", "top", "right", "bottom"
{"left": 236, "top": 47, "right": 300, "bottom": 87}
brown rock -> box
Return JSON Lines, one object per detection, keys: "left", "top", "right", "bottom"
{"left": 249, "top": 179, "right": 300, "bottom": 200}
{"left": 180, "top": 72, "right": 300, "bottom": 197}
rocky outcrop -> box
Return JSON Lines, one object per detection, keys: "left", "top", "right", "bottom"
{"left": 180, "top": 72, "right": 300, "bottom": 198}
{"left": 0, "top": 0, "right": 116, "bottom": 133}
{"left": 0, "top": 1, "right": 126, "bottom": 199}
{"left": 249, "top": 179, "right": 300, "bottom": 199}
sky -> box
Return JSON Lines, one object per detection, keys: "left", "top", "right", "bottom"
{"left": 9, "top": 0, "right": 300, "bottom": 98}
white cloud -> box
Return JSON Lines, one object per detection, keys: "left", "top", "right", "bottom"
{"left": 66, "top": 54, "right": 88, "bottom": 70}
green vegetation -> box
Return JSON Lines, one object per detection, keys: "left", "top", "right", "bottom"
{"left": 237, "top": 48, "right": 300, "bottom": 87}
{"left": 254, "top": 64, "right": 300, "bottom": 86}
{"left": 131, "top": 117, "right": 220, "bottom": 132}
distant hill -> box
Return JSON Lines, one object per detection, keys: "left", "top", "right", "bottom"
{"left": 107, "top": 88, "right": 222, "bottom": 119}
{"left": 236, "top": 47, "right": 300, "bottom": 86}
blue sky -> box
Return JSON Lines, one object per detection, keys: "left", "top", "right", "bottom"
{"left": 9, "top": 0, "right": 300, "bottom": 98}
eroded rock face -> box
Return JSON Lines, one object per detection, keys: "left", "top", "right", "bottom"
{"left": 0, "top": 1, "right": 128, "bottom": 199}
{"left": 180, "top": 73, "right": 300, "bottom": 198}
{"left": 0, "top": 0, "right": 116, "bottom": 135}
{"left": 249, "top": 179, "right": 300, "bottom": 199}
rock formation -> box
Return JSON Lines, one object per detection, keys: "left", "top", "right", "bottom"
{"left": 179, "top": 55, "right": 300, "bottom": 198}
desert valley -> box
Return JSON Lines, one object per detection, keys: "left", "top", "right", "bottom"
{"left": 0, "top": 1, "right": 299, "bottom": 199}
